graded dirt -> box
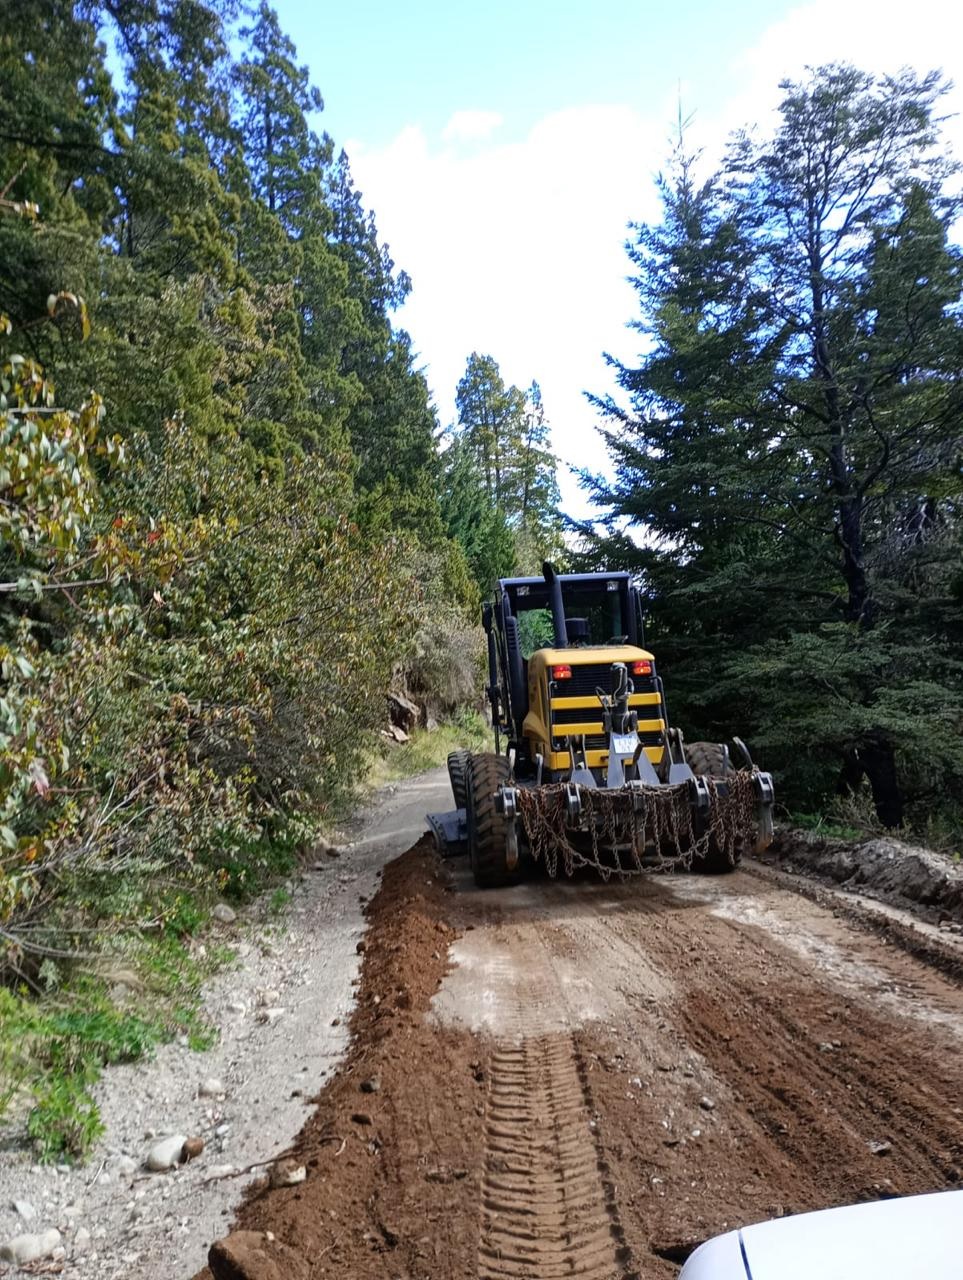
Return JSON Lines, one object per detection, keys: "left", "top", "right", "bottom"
{"left": 201, "top": 849, "right": 963, "bottom": 1280}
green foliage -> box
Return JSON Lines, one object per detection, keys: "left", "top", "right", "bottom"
{"left": 398, "top": 541, "right": 486, "bottom": 717}
{"left": 28, "top": 1072, "right": 105, "bottom": 1163}
{"left": 0, "top": 0, "right": 481, "bottom": 1159}
{"left": 0, "top": 983, "right": 166, "bottom": 1161}
{"left": 371, "top": 707, "right": 490, "bottom": 787}
{"left": 517, "top": 608, "right": 556, "bottom": 658}
{"left": 587, "top": 67, "right": 963, "bottom": 833}
{"left": 445, "top": 355, "right": 563, "bottom": 593}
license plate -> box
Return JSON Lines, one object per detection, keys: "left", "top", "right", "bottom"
{"left": 611, "top": 733, "right": 639, "bottom": 756}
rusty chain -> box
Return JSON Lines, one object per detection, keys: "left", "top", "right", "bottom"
{"left": 514, "top": 772, "right": 760, "bottom": 881}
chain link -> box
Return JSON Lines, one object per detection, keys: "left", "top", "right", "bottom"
{"left": 514, "top": 772, "right": 760, "bottom": 881}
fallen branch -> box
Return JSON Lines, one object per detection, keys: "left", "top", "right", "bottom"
{"left": 200, "top": 1145, "right": 299, "bottom": 1184}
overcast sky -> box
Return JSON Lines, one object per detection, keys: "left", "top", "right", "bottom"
{"left": 276, "top": 0, "right": 963, "bottom": 517}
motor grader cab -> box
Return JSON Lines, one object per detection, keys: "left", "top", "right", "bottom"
{"left": 429, "top": 563, "right": 775, "bottom": 888}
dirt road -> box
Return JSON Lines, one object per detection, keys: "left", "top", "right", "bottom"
{"left": 202, "top": 779, "right": 963, "bottom": 1280}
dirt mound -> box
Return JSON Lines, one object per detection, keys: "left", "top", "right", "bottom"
{"left": 771, "top": 832, "right": 963, "bottom": 923}
{"left": 199, "top": 838, "right": 485, "bottom": 1280}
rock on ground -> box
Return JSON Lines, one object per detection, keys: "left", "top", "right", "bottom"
{"left": 208, "top": 1230, "right": 309, "bottom": 1280}
{"left": 0, "top": 1228, "right": 61, "bottom": 1265}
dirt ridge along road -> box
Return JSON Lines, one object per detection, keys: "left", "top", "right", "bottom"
{"left": 202, "top": 840, "right": 963, "bottom": 1280}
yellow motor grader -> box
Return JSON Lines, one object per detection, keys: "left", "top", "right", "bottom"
{"left": 428, "top": 563, "right": 774, "bottom": 888}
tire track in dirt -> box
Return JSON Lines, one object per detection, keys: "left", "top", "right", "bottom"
{"left": 467, "top": 921, "right": 636, "bottom": 1279}
{"left": 201, "top": 840, "right": 963, "bottom": 1280}
{"left": 478, "top": 1035, "right": 633, "bottom": 1279}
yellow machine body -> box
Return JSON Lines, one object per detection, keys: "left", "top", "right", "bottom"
{"left": 522, "top": 646, "right": 665, "bottom": 774}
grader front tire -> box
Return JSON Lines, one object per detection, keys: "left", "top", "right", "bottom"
{"left": 466, "top": 753, "right": 521, "bottom": 889}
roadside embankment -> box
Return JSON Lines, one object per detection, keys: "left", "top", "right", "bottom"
{"left": 769, "top": 831, "right": 963, "bottom": 925}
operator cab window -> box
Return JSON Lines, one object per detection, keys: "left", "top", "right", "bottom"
{"left": 513, "top": 582, "right": 629, "bottom": 656}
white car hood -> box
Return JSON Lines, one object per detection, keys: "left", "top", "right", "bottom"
{"left": 680, "top": 1190, "right": 963, "bottom": 1279}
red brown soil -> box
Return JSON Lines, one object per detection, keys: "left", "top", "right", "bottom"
{"left": 199, "top": 845, "right": 963, "bottom": 1280}
{"left": 577, "top": 894, "right": 963, "bottom": 1274}
{"left": 198, "top": 837, "right": 486, "bottom": 1280}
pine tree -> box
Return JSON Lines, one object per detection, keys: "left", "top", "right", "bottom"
{"left": 455, "top": 352, "right": 526, "bottom": 516}
{"left": 589, "top": 68, "right": 963, "bottom": 825}
{"left": 327, "top": 151, "right": 441, "bottom": 537}
{"left": 440, "top": 434, "right": 516, "bottom": 591}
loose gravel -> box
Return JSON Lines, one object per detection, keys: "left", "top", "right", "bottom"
{"left": 0, "top": 768, "right": 452, "bottom": 1279}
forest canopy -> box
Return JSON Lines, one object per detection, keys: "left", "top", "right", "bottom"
{"left": 584, "top": 65, "right": 963, "bottom": 835}
{"left": 0, "top": 0, "right": 565, "bottom": 1017}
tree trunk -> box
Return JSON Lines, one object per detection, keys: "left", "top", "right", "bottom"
{"left": 836, "top": 730, "right": 903, "bottom": 828}
{"left": 811, "top": 254, "right": 875, "bottom": 629}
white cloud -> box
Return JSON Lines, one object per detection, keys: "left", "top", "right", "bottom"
{"left": 350, "top": 103, "right": 667, "bottom": 518}
{"left": 716, "top": 0, "right": 963, "bottom": 157}
{"left": 348, "top": 0, "right": 963, "bottom": 524}
{"left": 441, "top": 109, "right": 504, "bottom": 143}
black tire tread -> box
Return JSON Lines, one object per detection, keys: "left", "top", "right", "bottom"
{"left": 466, "top": 753, "right": 519, "bottom": 889}
{"left": 447, "top": 749, "right": 471, "bottom": 810}
{"left": 685, "top": 741, "right": 728, "bottom": 779}
{"left": 684, "top": 741, "right": 742, "bottom": 872}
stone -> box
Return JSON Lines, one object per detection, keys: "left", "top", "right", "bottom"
{"left": 73, "top": 1227, "right": 91, "bottom": 1254}
{"left": 146, "top": 1135, "right": 188, "bottom": 1171}
{"left": 269, "top": 1161, "right": 307, "bottom": 1188}
{"left": 359, "top": 1077, "right": 381, "bottom": 1094}
{"left": 256, "top": 1007, "right": 285, "bottom": 1024}
{"left": 699, "top": 1096, "right": 716, "bottom": 1111}
{"left": 208, "top": 1230, "right": 310, "bottom": 1280}
{"left": 183, "top": 1136, "right": 205, "bottom": 1161}
{"left": 212, "top": 903, "right": 237, "bottom": 924}
{"left": 199, "top": 1077, "right": 226, "bottom": 1098}
{"left": 869, "top": 1140, "right": 893, "bottom": 1156}
{"left": 0, "top": 1229, "right": 61, "bottom": 1265}
{"left": 12, "top": 1200, "right": 36, "bottom": 1223}
{"left": 111, "top": 1154, "right": 137, "bottom": 1177}
{"left": 351, "top": 1112, "right": 373, "bottom": 1126}
{"left": 386, "top": 690, "right": 420, "bottom": 733}
{"left": 256, "top": 989, "right": 280, "bottom": 1007}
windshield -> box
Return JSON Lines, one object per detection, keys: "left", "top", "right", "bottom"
{"left": 514, "top": 585, "right": 629, "bottom": 658}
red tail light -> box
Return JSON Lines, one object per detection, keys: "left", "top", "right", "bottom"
{"left": 631, "top": 660, "right": 653, "bottom": 676}
{"left": 551, "top": 664, "right": 572, "bottom": 680}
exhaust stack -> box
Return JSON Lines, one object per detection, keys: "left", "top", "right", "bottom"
{"left": 543, "top": 561, "right": 568, "bottom": 648}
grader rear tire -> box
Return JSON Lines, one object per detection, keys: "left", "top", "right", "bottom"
{"left": 685, "top": 741, "right": 728, "bottom": 780}
{"left": 685, "top": 741, "right": 741, "bottom": 873}
{"left": 447, "top": 749, "right": 471, "bottom": 810}
{"left": 466, "top": 753, "right": 521, "bottom": 889}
